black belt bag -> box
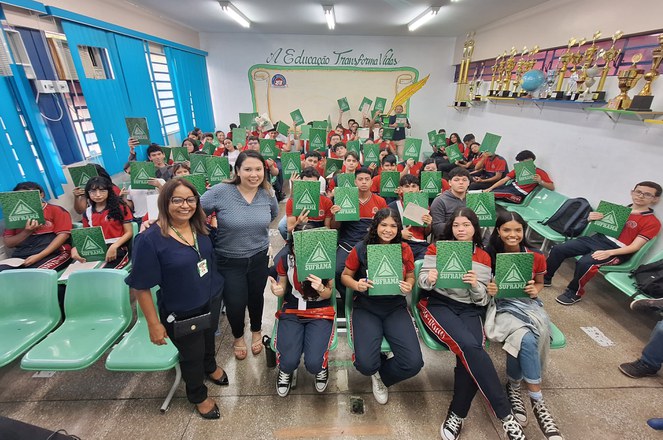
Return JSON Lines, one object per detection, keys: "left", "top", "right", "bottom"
{"left": 172, "top": 312, "right": 212, "bottom": 338}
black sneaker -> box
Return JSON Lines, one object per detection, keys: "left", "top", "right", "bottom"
{"left": 501, "top": 414, "right": 528, "bottom": 440}
{"left": 543, "top": 278, "right": 552, "bottom": 287}
{"left": 505, "top": 382, "right": 528, "bottom": 426}
{"left": 531, "top": 398, "right": 564, "bottom": 440}
{"left": 619, "top": 359, "right": 659, "bottom": 378}
{"left": 440, "top": 411, "right": 464, "bottom": 440}
{"left": 276, "top": 369, "right": 292, "bottom": 397}
{"left": 555, "top": 290, "right": 581, "bottom": 306}
{"left": 631, "top": 297, "right": 663, "bottom": 312}
{"left": 314, "top": 368, "right": 328, "bottom": 393}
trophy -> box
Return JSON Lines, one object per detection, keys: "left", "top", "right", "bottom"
{"left": 609, "top": 54, "right": 644, "bottom": 110}
{"left": 501, "top": 47, "right": 518, "bottom": 97}
{"left": 551, "top": 38, "right": 577, "bottom": 99}
{"left": 565, "top": 38, "right": 586, "bottom": 100}
{"left": 468, "top": 63, "right": 485, "bottom": 100}
{"left": 455, "top": 32, "right": 476, "bottom": 107}
{"left": 540, "top": 68, "right": 556, "bottom": 98}
{"left": 489, "top": 53, "right": 504, "bottom": 96}
{"left": 629, "top": 35, "right": 663, "bottom": 111}
{"left": 574, "top": 31, "right": 602, "bottom": 100}
{"left": 511, "top": 46, "right": 528, "bottom": 97}
{"left": 593, "top": 30, "right": 624, "bottom": 101}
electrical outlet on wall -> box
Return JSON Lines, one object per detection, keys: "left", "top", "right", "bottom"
{"left": 34, "top": 79, "right": 56, "bottom": 94}
{"left": 54, "top": 81, "right": 69, "bottom": 93}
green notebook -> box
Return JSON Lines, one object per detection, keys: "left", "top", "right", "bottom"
{"left": 276, "top": 121, "right": 290, "bottom": 136}
{"left": 368, "top": 244, "right": 403, "bottom": 296}
{"left": 381, "top": 115, "right": 391, "bottom": 126}
{"left": 190, "top": 155, "right": 208, "bottom": 175}
{"left": 300, "top": 124, "right": 311, "bottom": 140}
{"left": 293, "top": 228, "right": 338, "bottom": 279}
{"left": 427, "top": 130, "right": 438, "bottom": 146}
{"left": 382, "top": 127, "right": 395, "bottom": 141}
{"left": 170, "top": 147, "right": 190, "bottom": 163}
{"left": 325, "top": 158, "right": 343, "bottom": 176}
{"left": 68, "top": 164, "right": 98, "bottom": 188}
{"left": 445, "top": 144, "right": 464, "bottom": 164}
{"left": 363, "top": 144, "right": 380, "bottom": 167}
{"left": 259, "top": 139, "right": 278, "bottom": 160}
{"left": 359, "top": 97, "right": 373, "bottom": 113}
{"left": 435, "top": 133, "right": 447, "bottom": 148}
{"left": 337, "top": 97, "right": 350, "bottom": 112}
{"left": 239, "top": 112, "right": 258, "bottom": 128}
{"left": 180, "top": 174, "right": 207, "bottom": 195}
{"left": 290, "top": 109, "right": 305, "bottom": 126}
{"left": 232, "top": 128, "right": 247, "bottom": 146}
{"left": 395, "top": 114, "right": 407, "bottom": 128}
{"left": 0, "top": 190, "right": 45, "bottom": 229}
{"left": 346, "top": 140, "right": 361, "bottom": 156}
{"left": 466, "top": 192, "right": 496, "bottom": 227}
{"left": 588, "top": 201, "right": 632, "bottom": 238}
{"left": 71, "top": 226, "right": 107, "bottom": 262}
{"left": 402, "top": 192, "right": 429, "bottom": 227}
{"left": 200, "top": 141, "right": 215, "bottom": 156}
{"left": 311, "top": 121, "right": 327, "bottom": 129}
{"left": 292, "top": 180, "right": 320, "bottom": 216}
{"left": 403, "top": 138, "right": 422, "bottom": 163}
{"left": 514, "top": 161, "right": 537, "bottom": 185}
{"left": 130, "top": 162, "right": 156, "bottom": 190}
{"left": 161, "top": 147, "right": 172, "bottom": 163}
{"left": 380, "top": 171, "right": 399, "bottom": 198}
{"left": 420, "top": 171, "right": 442, "bottom": 198}
{"left": 495, "top": 252, "right": 534, "bottom": 298}
{"left": 309, "top": 128, "right": 327, "bottom": 152}
{"left": 334, "top": 186, "right": 360, "bottom": 221}
{"left": 206, "top": 156, "right": 230, "bottom": 185}
{"left": 281, "top": 152, "right": 302, "bottom": 179}
{"left": 336, "top": 173, "right": 356, "bottom": 188}
{"left": 479, "top": 132, "right": 502, "bottom": 154}
{"left": 374, "top": 97, "right": 387, "bottom": 113}
{"left": 125, "top": 117, "right": 150, "bottom": 145}
{"left": 435, "top": 241, "right": 473, "bottom": 289}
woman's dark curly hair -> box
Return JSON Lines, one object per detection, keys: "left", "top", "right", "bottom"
{"left": 287, "top": 224, "right": 331, "bottom": 301}
{"left": 441, "top": 207, "right": 484, "bottom": 248}
{"left": 84, "top": 176, "right": 129, "bottom": 223}
{"left": 364, "top": 208, "right": 402, "bottom": 246}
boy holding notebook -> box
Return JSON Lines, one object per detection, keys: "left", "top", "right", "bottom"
{"left": 388, "top": 175, "right": 432, "bottom": 260}
{"left": 484, "top": 150, "right": 555, "bottom": 204}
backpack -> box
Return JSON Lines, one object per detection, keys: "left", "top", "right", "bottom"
{"left": 540, "top": 198, "right": 592, "bottom": 238}
{"left": 631, "top": 260, "right": 663, "bottom": 298}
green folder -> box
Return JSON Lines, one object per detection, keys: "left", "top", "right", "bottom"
{"left": 293, "top": 228, "right": 338, "bottom": 279}
{"left": 292, "top": 180, "right": 320, "bottom": 216}
{"left": 445, "top": 144, "right": 464, "bottom": 164}
{"left": 312, "top": 121, "right": 328, "bottom": 129}
{"left": 380, "top": 171, "right": 399, "bottom": 197}
{"left": 367, "top": 244, "right": 403, "bottom": 296}
{"left": 466, "top": 192, "right": 496, "bottom": 227}
{"left": 71, "top": 226, "right": 107, "bottom": 262}
{"left": 427, "top": 130, "right": 438, "bottom": 146}
{"left": 324, "top": 158, "right": 343, "bottom": 176}
{"left": 300, "top": 124, "right": 311, "bottom": 140}
{"left": 0, "top": 190, "right": 45, "bottom": 228}
{"left": 206, "top": 156, "right": 230, "bottom": 185}
{"left": 281, "top": 152, "right": 301, "bottom": 179}
{"left": 259, "top": 139, "right": 278, "bottom": 160}
{"left": 68, "top": 164, "right": 98, "bottom": 188}
{"left": 495, "top": 252, "right": 534, "bottom": 298}
{"left": 363, "top": 144, "right": 380, "bottom": 167}
{"left": 125, "top": 117, "right": 150, "bottom": 145}
{"left": 395, "top": 114, "right": 407, "bottom": 128}
{"left": 479, "top": 132, "right": 502, "bottom": 154}
{"left": 201, "top": 141, "right": 215, "bottom": 156}
{"left": 161, "top": 147, "right": 172, "bottom": 163}
{"left": 170, "top": 147, "right": 190, "bottom": 163}
{"left": 232, "top": 127, "right": 247, "bottom": 146}
{"left": 403, "top": 138, "right": 422, "bottom": 163}
{"left": 239, "top": 112, "right": 258, "bottom": 128}
{"left": 130, "top": 162, "right": 156, "bottom": 190}
{"left": 381, "top": 115, "right": 391, "bottom": 125}
{"left": 276, "top": 121, "right": 290, "bottom": 136}
{"left": 514, "top": 161, "right": 537, "bottom": 185}
{"left": 420, "top": 171, "right": 442, "bottom": 198}
{"left": 336, "top": 173, "right": 356, "bottom": 188}
{"left": 190, "top": 155, "right": 208, "bottom": 175}
{"left": 588, "top": 201, "right": 632, "bottom": 238}
{"left": 290, "top": 109, "right": 305, "bottom": 126}
{"left": 180, "top": 174, "right": 207, "bottom": 195}
{"left": 382, "top": 127, "right": 395, "bottom": 141}
{"left": 435, "top": 241, "right": 473, "bottom": 289}
{"left": 337, "top": 97, "right": 350, "bottom": 112}
{"left": 346, "top": 140, "right": 361, "bottom": 156}
{"left": 327, "top": 115, "right": 332, "bottom": 131}
{"left": 435, "top": 133, "right": 447, "bottom": 148}
{"left": 402, "top": 192, "right": 429, "bottom": 227}
{"left": 309, "top": 128, "right": 327, "bottom": 152}
{"left": 374, "top": 97, "right": 387, "bottom": 113}
{"left": 334, "top": 186, "right": 360, "bottom": 221}
{"left": 359, "top": 97, "right": 373, "bottom": 113}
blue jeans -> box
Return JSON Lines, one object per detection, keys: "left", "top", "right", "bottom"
{"left": 506, "top": 331, "right": 542, "bottom": 384}
{"left": 278, "top": 216, "right": 288, "bottom": 241}
{"left": 641, "top": 320, "right": 663, "bottom": 371}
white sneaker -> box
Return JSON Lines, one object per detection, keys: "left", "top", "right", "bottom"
{"left": 505, "top": 382, "right": 528, "bottom": 426}
{"left": 314, "top": 368, "right": 328, "bottom": 393}
{"left": 371, "top": 372, "right": 389, "bottom": 404}
{"left": 276, "top": 370, "right": 291, "bottom": 397}
{"left": 501, "top": 413, "right": 528, "bottom": 440}
{"left": 440, "top": 411, "right": 464, "bottom": 440}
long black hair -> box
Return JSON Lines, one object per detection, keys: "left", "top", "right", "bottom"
{"left": 364, "top": 208, "right": 403, "bottom": 245}
{"left": 486, "top": 210, "right": 537, "bottom": 270}
{"left": 287, "top": 224, "right": 330, "bottom": 301}
{"left": 441, "top": 207, "right": 483, "bottom": 248}
{"left": 84, "top": 176, "right": 129, "bottom": 223}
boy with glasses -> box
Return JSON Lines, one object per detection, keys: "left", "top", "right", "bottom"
{"left": 547, "top": 181, "right": 661, "bottom": 305}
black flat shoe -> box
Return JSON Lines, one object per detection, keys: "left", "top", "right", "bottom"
{"left": 197, "top": 403, "right": 220, "bottom": 420}
{"left": 208, "top": 371, "right": 229, "bottom": 386}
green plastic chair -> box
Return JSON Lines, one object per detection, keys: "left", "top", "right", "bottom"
{"left": 599, "top": 237, "right": 658, "bottom": 274}
{"left": 495, "top": 186, "right": 543, "bottom": 211}
{"left": 21, "top": 269, "right": 132, "bottom": 371}
{"left": 0, "top": 269, "right": 60, "bottom": 368}
{"left": 604, "top": 249, "right": 663, "bottom": 301}
{"left": 105, "top": 287, "right": 180, "bottom": 412}
{"left": 507, "top": 189, "right": 568, "bottom": 222}
{"left": 345, "top": 287, "right": 391, "bottom": 353}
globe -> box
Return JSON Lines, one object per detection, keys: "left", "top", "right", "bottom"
{"left": 521, "top": 69, "right": 545, "bottom": 92}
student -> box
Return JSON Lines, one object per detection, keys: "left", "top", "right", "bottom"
{"left": 398, "top": 157, "right": 423, "bottom": 177}
{"left": 75, "top": 163, "right": 122, "bottom": 215}
{"left": 370, "top": 154, "right": 400, "bottom": 204}
{"left": 0, "top": 182, "right": 72, "bottom": 272}
{"left": 485, "top": 211, "right": 564, "bottom": 440}
{"left": 327, "top": 151, "right": 360, "bottom": 194}
{"left": 327, "top": 133, "right": 343, "bottom": 155}
{"left": 388, "top": 174, "right": 432, "bottom": 261}
{"left": 172, "top": 163, "right": 191, "bottom": 176}
{"left": 461, "top": 133, "right": 475, "bottom": 157}
{"left": 214, "top": 130, "right": 225, "bottom": 146}
{"left": 269, "top": 225, "right": 335, "bottom": 397}
{"left": 301, "top": 150, "right": 325, "bottom": 178}
{"left": 285, "top": 167, "right": 333, "bottom": 234}
{"left": 330, "top": 142, "right": 347, "bottom": 161}
{"left": 456, "top": 142, "right": 482, "bottom": 172}
{"left": 341, "top": 208, "right": 423, "bottom": 404}
{"left": 421, "top": 158, "right": 451, "bottom": 194}
{"left": 430, "top": 167, "right": 471, "bottom": 240}
{"left": 418, "top": 207, "right": 526, "bottom": 440}
{"left": 147, "top": 144, "right": 174, "bottom": 181}
{"left": 202, "top": 132, "right": 215, "bottom": 145}
{"left": 484, "top": 150, "right": 554, "bottom": 204}
{"left": 182, "top": 138, "right": 199, "bottom": 154}
{"left": 469, "top": 150, "right": 507, "bottom": 191}
{"left": 548, "top": 181, "right": 661, "bottom": 305}
{"left": 72, "top": 176, "right": 133, "bottom": 269}
{"left": 620, "top": 297, "right": 663, "bottom": 379}
{"left": 388, "top": 105, "right": 411, "bottom": 159}
{"left": 219, "top": 138, "right": 240, "bottom": 168}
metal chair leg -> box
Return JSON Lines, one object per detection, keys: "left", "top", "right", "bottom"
{"left": 160, "top": 364, "right": 182, "bottom": 413}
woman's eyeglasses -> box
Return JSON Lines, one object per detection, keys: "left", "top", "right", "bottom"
{"left": 170, "top": 197, "right": 198, "bottom": 206}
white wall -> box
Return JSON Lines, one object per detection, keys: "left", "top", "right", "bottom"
{"left": 200, "top": 33, "right": 456, "bottom": 141}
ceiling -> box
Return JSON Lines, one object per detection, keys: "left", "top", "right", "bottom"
{"left": 125, "top": 0, "right": 550, "bottom": 38}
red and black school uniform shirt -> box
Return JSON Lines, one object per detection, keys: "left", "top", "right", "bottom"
{"left": 338, "top": 194, "right": 387, "bottom": 246}
{"left": 3, "top": 203, "right": 72, "bottom": 258}
{"left": 615, "top": 208, "right": 661, "bottom": 247}
{"left": 277, "top": 254, "right": 331, "bottom": 309}
{"left": 285, "top": 194, "right": 333, "bottom": 228}
{"left": 389, "top": 200, "right": 428, "bottom": 241}
{"left": 504, "top": 167, "right": 553, "bottom": 195}
{"left": 82, "top": 204, "right": 133, "bottom": 241}
{"left": 480, "top": 155, "right": 508, "bottom": 178}
{"left": 397, "top": 161, "right": 423, "bottom": 177}
{"left": 328, "top": 172, "right": 355, "bottom": 191}
{"left": 300, "top": 154, "right": 326, "bottom": 177}
{"left": 345, "top": 241, "right": 415, "bottom": 295}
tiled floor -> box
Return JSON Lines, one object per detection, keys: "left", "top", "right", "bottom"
{"left": 1, "top": 206, "right": 662, "bottom": 439}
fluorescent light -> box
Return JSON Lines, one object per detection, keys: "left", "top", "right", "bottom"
{"left": 219, "top": 1, "right": 251, "bottom": 28}
{"left": 408, "top": 7, "right": 440, "bottom": 32}
{"left": 323, "top": 5, "right": 335, "bottom": 30}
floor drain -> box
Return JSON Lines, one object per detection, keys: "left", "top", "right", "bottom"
{"left": 350, "top": 396, "right": 364, "bottom": 415}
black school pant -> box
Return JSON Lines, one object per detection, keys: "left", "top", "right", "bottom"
{"left": 276, "top": 313, "right": 334, "bottom": 374}
{"left": 217, "top": 249, "right": 269, "bottom": 338}
{"left": 351, "top": 294, "right": 423, "bottom": 387}
{"left": 418, "top": 294, "right": 511, "bottom": 419}
{"left": 161, "top": 294, "right": 221, "bottom": 404}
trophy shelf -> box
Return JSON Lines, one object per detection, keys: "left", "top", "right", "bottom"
{"left": 449, "top": 100, "right": 486, "bottom": 111}
{"left": 484, "top": 96, "right": 607, "bottom": 111}
{"left": 585, "top": 108, "right": 663, "bottom": 123}
{"left": 644, "top": 119, "right": 663, "bottom": 125}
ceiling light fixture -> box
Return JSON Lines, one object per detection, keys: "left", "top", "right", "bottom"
{"left": 407, "top": 6, "right": 441, "bottom": 32}
{"left": 322, "top": 5, "right": 335, "bottom": 30}
{"left": 219, "top": 1, "right": 251, "bottom": 28}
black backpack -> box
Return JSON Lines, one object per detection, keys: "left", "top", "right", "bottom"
{"left": 631, "top": 260, "right": 663, "bottom": 298}
{"left": 540, "top": 198, "right": 592, "bottom": 238}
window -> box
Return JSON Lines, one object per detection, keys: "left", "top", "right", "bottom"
{"left": 145, "top": 43, "right": 180, "bottom": 139}
{"left": 77, "top": 45, "right": 114, "bottom": 80}
{"left": 62, "top": 81, "right": 101, "bottom": 158}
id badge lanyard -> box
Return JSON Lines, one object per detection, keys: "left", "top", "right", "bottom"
{"left": 170, "top": 226, "right": 208, "bottom": 277}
